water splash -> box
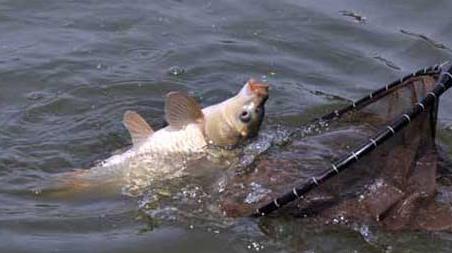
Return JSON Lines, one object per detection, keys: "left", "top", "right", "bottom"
{"left": 121, "top": 152, "right": 192, "bottom": 197}
{"left": 167, "top": 65, "right": 185, "bottom": 76}
{"left": 244, "top": 182, "right": 272, "bottom": 204}
{"left": 135, "top": 125, "right": 293, "bottom": 222}
{"left": 235, "top": 125, "right": 291, "bottom": 173}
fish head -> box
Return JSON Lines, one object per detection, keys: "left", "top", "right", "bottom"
{"left": 233, "top": 79, "right": 269, "bottom": 138}
{"left": 203, "top": 79, "right": 269, "bottom": 146}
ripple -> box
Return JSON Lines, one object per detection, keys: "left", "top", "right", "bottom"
{"left": 339, "top": 10, "right": 367, "bottom": 23}
{"left": 123, "top": 47, "right": 173, "bottom": 62}
{"left": 400, "top": 29, "right": 451, "bottom": 51}
{"left": 373, "top": 55, "right": 401, "bottom": 71}
{"left": 25, "top": 91, "right": 52, "bottom": 101}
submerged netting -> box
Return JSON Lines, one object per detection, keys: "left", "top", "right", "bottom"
{"left": 220, "top": 64, "right": 452, "bottom": 229}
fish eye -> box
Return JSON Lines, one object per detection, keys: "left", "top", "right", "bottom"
{"left": 239, "top": 110, "right": 251, "bottom": 123}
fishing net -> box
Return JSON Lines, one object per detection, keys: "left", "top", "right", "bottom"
{"left": 220, "top": 64, "right": 452, "bottom": 231}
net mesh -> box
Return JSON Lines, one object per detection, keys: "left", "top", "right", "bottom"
{"left": 220, "top": 69, "right": 452, "bottom": 231}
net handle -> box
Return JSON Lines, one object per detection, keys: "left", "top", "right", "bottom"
{"left": 252, "top": 64, "right": 452, "bottom": 217}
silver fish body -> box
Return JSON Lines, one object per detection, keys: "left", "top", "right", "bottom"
{"left": 101, "top": 123, "right": 206, "bottom": 167}
{"left": 60, "top": 79, "right": 269, "bottom": 191}
{"left": 101, "top": 79, "right": 269, "bottom": 169}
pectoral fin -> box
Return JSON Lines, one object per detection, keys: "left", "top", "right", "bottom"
{"left": 165, "top": 92, "right": 204, "bottom": 129}
{"left": 123, "top": 110, "right": 154, "bottom": 146}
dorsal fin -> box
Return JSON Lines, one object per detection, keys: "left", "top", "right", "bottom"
{"left": 165, "top": 91, "right": 204, "bottom": 129}
{"left": 123, "top": 110, "right": 154, "bottom": 146}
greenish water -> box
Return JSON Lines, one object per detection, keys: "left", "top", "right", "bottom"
{"left": 1, "top": 0, "right": 452, "bottom": 252}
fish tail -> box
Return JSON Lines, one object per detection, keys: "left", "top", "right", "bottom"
{"left": 42, "top": 168, "right": 122, "bottom": 198}
{"left": 60, "top": 169, "right": 95, "bottom": 190}
{"left": 49, "top": 169, "right": 99, "bottom": 192}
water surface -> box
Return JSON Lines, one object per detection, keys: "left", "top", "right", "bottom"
{"left": 1, "top": 0, "right": 452, "bottom": 252}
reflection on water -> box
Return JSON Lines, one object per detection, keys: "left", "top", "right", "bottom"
{"left": 1, "top": 0, "right": 452, "bottom": 252}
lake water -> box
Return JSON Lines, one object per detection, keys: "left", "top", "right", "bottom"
{"left": 1, "top": 0, "right": 452, "bottom": 252}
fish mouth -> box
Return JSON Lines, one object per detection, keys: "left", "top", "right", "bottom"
{"left": 247, "top": 79, "right": 270, "bottom": 99}
{"left": 245, "top": 79, "right": 269, "bottom": 139}
{"left": 246, "top": 79, "right": 269, "bottom": 110}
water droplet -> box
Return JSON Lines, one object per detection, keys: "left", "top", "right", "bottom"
{"left": 247, "top": 241, "right": 265, "bottom": 252}
{"left": 244, "top": 182, "right": 271, "bottom": 204}
{"left": 168, "top": 66, "right": 185, "bottom": 76}
{"left": 32, "top": 188, "right": 42, "bottom": 195}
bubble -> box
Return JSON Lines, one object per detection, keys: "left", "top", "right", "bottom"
{"left": 168, "top": 66, "right": 185, "bottom": 76}
{"left": 32, "top": 188, "right": 42, "bottom": 195}
{"left": 247, "top": 241, "right": 265, "bottom": 252}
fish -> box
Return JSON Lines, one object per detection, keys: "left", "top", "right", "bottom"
{"left": 53, "top": 79, "right": 269, "bottom": 192}
{"left": 101, "top": 79, "right": 269, "bottom": 167}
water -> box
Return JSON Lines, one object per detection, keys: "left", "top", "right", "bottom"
{"left": 1, "top": 0, "right": 452, "bottom": 252}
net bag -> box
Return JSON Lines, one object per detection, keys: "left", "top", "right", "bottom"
{"left": 220, "top": 64, "right": 452, "bottom": 230}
